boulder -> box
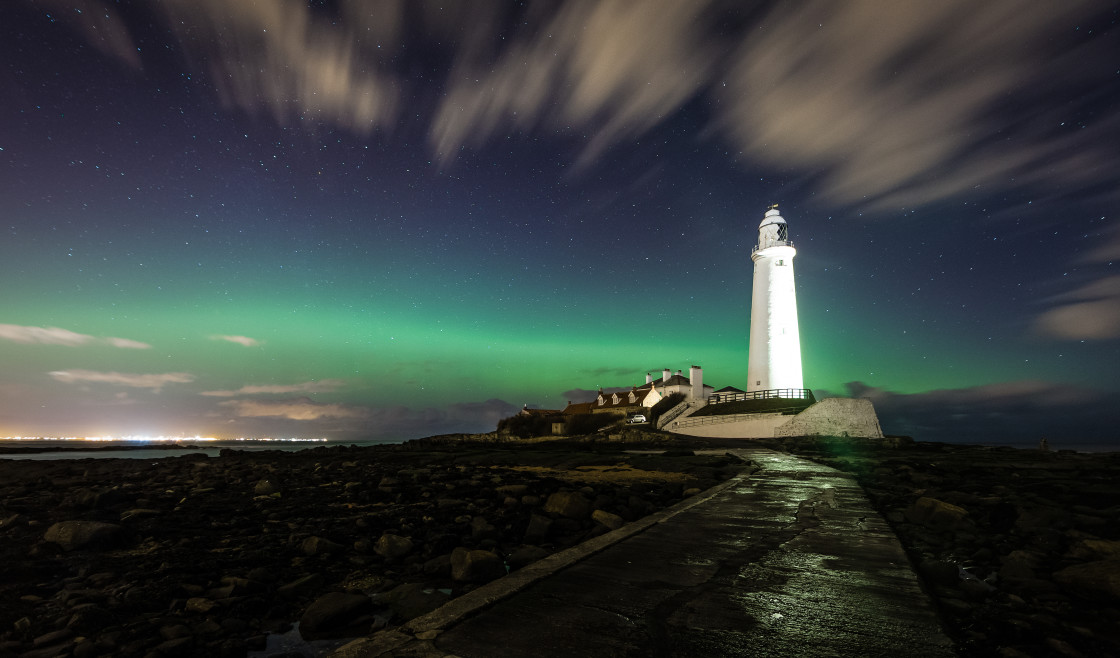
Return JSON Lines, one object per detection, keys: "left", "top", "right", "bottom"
{"left": 523, "top": 514, "right": 552, "bottom": 543}
{"left": 299, "top": 591, "right": 374, "bottom": 640}
{"left": 277, "top": 573, "right": 324, "bottom": 596}
{"left": 470, "top": 516, "right": 497, "bottom": 541}
{"left": 451, "top": 547, "right": 506, "bottom": 583}
{"left": 381, "top": 583, "right": 450, "bottom": 622}
{"left": 253, "top": 479, "right": 278, "bottom": 496}
{"left": 591, "top": 510, "right": 624, "bottom": 531}
{"left": 374, "top": 534, "right": 413, "bottom": 559}
{"left": 302, "top": 536, "right": 345, "bottom": 556}
{"left": 1067, "top": 538, "right": 1120, "bottom": 560}
{"left": 904, "top": 497, "right": 970, "bottom": 531}
{"left": 1053, "top": 559, "right": 1120, "bottom": 601}
{"left": 43, "top": 521, "right": 122, "bottom": 551}
{"left": 507, "top": 545, "right": 550, "bottom": 570}
{"left": 544, "top": 491, "right": 591, "bottom": 519}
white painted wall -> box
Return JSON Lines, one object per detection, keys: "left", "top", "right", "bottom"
{"left": 668, "top": 412, "right": 790, "bottom": 438}
{"left": 747, "top": 207, "right": 803, "bottom": 392}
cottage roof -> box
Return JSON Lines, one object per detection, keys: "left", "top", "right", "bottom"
{"left": 562, "top": 401, "right": 596, "bottom": 415}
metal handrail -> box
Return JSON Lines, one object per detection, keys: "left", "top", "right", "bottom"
{"left": 708, "top": 389, "right": 815, "bottom": 405}
{"left": 752, "top": 240, "right": 794, "bottom": 253}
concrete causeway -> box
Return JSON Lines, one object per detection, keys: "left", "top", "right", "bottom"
{"left": 333, "top": 447, "right": 955, "bottom": 657}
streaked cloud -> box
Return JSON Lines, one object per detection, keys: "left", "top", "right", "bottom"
{"left": 49, "top": 370, "right": 195, "bottom": 390}
{"left": 0, "top": 324, "right": 150, "bottom": 349}
{"left": 721, "top": 0, "right": 1101, "bottom": 209}
{"left": 430, "top": 0, "right": 717, "bottom": 165}
{"left": 33, "top": 0, "right": 141, "bottom": 69}
{"left": 158, "top": 0, "right": 399, "bottom": 135}
{"left": 219, "top": 397, "right": 367, "bottom": 421}
{"left": 201, "top": 379, "right": 346, "bottom": 397}
{"left": 1034, "top": 275, "right": 1120, "bottom": 340}
{"left": 105, "top": 337, "right": 152, "bottom": 349}
{"left": 40, "top": 0, "right": 1113, "bottom": 211}
{"left": 210, "top": 335, "right": 262, "bottom": 348}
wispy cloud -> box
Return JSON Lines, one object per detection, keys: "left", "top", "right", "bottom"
{"left": 105, "top": 337, "right": 152, "bottom": 349}
{"left": 1034, "top": 275, "right": 1120, "bottom": 340}
{"left": 210, "top": 335, "right": 262, "bottom": 348}
{"left": 33, "top": 0, "right": 142, "bottom": 69}
{"left": 721, "top": 0, "right": 1102, "bottom": 209}
{"left": 0, "top": 324, "right": 150, "bottom": 349}
{"left": 158, "top": 0, "right": 399, "bottom": 135}
{"left": 40, "top": 0, "right": 1115, "bottom": 208}
{"left": 430, "top": 0, "right": 717, "bottom": 166}
{"left": 219, "top": 397, "right": 367, "bottom": 421}
{"left": 201, "top": 379, "right": 346, "bottom": 397}
{"left": 49, "top": 369, "right": 195, "bottom": 390}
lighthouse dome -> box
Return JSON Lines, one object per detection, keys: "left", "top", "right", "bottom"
{"left": 759, "top": 206, "right": 786, "bottom": 229}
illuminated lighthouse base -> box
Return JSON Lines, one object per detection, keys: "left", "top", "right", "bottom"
{"left": 747, "top": 243, "right": 802, "bottom": 391}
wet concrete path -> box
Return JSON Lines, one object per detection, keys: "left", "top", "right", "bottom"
{"left": 338, "top": 447, "right": 955, "bottom": 657}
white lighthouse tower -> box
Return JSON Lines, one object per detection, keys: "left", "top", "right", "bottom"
{"left": 747, "top": 205, "right": 803, "bottom": 392}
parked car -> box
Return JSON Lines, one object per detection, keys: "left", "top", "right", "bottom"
{"left": 627, "top": 414, "right": 647, "bottom": 424}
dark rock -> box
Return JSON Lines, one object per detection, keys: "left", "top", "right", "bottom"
{"left": 496, "top": 484, "right": 528, "bottom": 497}
{"left": 155, "top": 636, "right": 195, "bottom": 656}
{"left": 591, "top": 509, "right": 624, "bottom": 531}
{"left": 507, "top": 545, "right": 550, "bottom": 570}
{"left": 277, "top": 573, "right": 324, "bottom": 596}
{"left": 470, "top": 516, "right": 497, "bottom": 541}
{"left": 450, "top": 547, "right": 506, "bottom": 583}
{"left": 904, "top": 497, "right": 970, "bottom": 532}
{"left": 302, "top": 535, "right": 345, "bottom": 556}
{"left": 919, "top": 559, "right": 960, "bottom": 587}
{"left": 381, "top": 583, "right": 450, "bottom": 622}
{"left": 374, "top": 534, "right": 413, "bottom": 559}
{"left": 544, "top": 491, "right": 591, "bottom": 519}
{"left": 299, "top": 591, "right": 373, "bottom": 639}
{"left": 423, "top": 554, "right": 452, "bottom": 577}
{"left": 1053, "top": 560, "right": 1120, "bottom": 601}
{"left": 159, "top": 624, "right": 192, "bottom": 641}
{"left": 43, "top": 521, "right": 123, "bottom": 551}
{"left": 253, "top": 478, "right": 278, "bottom": 495}
{"left": 523, "top": 513, "right": 552, "bottom": 543}
{"left": 185, "top": 597, "right": 217, "bottom": 614}
{"left": 32, "top": 628, "right": 73, "bottom": 647}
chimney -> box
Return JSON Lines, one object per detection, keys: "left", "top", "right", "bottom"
{"left": 645, "top": 372, "right": 652, "bottom": 385}
{"left": 690, "top": 365, "right": 703, "bottom": 401}
{"left": 662, "top": 368, "right": 671, "bottom": 383}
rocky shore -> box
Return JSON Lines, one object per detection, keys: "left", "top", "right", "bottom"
{"left": 757, "top": 436, "right": 1120, "bottom": 658}
{"left": 4, "top": 430, "right": 1118, "bottom": 657}
{"left": 0, "top": 434, "right": 738, "bottom": 657}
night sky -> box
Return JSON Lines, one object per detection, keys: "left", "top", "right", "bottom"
{"left": 2, "top": 1, "right": 1118, "bottom": 445}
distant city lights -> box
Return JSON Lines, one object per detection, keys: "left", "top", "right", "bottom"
{"left": 0, "top": 435, "right": 329, "bottom": 443}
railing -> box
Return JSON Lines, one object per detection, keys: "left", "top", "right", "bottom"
{"left": 752, "top": 240, "right": 794, "bottom": 253}
{"left": 655, "top": 400, "right": 693, "bottom": 429}
{"left": 708, "top": 388, "right": 815, "bottom": 405}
